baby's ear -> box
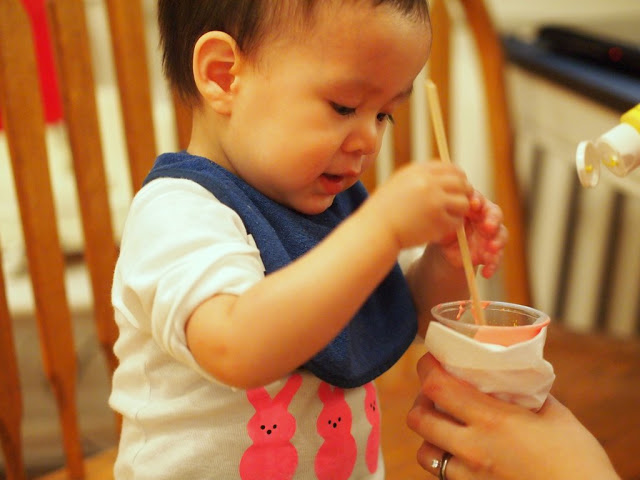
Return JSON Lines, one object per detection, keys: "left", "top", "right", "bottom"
{"left": 192, "top": 31, "right": 240, "bottom": 115}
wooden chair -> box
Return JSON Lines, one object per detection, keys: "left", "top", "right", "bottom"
{"left": 0, "top": 0, "right": 526, "bottom": 479}
{"left": 442, "top": 0, "right": 529, "bottom": 307}
{"left": 0, "top": 0, "right": 189, "bottom": 478}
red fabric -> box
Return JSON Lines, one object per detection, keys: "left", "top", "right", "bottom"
{"left": 0, "top": 0, "right": 63, "bottom": 128}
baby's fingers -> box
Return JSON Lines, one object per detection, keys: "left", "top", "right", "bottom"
{"left": 471, "top": 224, "right": 507, "bottom": 278}
{"left": 479, "top": 249, "right": 503, "bottom": 278}
{"left": 468, "top": 192, "right": 503, "bottom": 234}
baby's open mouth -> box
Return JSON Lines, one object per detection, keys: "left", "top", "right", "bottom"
{"left": 319, "top": 173, "right": 348, "bottom": 195}
{"left": 323, "top": 174, "right": 342, "bottom": 181}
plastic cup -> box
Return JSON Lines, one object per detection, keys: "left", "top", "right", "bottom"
{"left": 431, "top": 300, "right": 551, "bottom": 347}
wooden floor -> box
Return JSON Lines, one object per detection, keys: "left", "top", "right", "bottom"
{"left": 377, "top": 342, "right": 430, "bottom": 479}
{"left": 376, "top": 324, "right": 640, "bottom": 480}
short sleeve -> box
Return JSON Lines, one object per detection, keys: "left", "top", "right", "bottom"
{"left": 112, "top": 178, "right": 265, "bottom": 373}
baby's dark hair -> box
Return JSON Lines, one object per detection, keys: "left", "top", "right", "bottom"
{"left": 158, "top": 0, "right": 430, "bottom": 105}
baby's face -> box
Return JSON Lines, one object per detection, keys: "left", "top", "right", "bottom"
{"left": 223, "top": 2, "right": 431, "bottom": 214}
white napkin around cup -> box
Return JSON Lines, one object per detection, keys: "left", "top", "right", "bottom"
{"left": 424, "top": 321, "right": 555, "bottom": 411}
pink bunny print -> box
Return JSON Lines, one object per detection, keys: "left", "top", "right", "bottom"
{"left": 240, "top": 373, "right": 303, "bottom": 480}
{"left": 315, "top": 382, "right": 357, "bottom": 480}
{"left": 364, "top": 382, "right": 380, "bottom": 473}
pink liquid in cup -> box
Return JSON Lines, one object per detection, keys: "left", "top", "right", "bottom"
{"left": 431, "top": 300, "right": 551, "bottom": 347}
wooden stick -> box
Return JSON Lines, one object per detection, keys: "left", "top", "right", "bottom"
{"left": 425, "top": 79, "right": 486, "bottom": 325}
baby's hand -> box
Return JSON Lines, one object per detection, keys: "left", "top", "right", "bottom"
{"left": 366, "top": 162, "right": 473, "bottom": 248}
{"left": 437, "top": 190, "right": 507, "bottom": 278}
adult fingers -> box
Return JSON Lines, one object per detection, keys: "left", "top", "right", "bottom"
{"left": 416, "top": 352, "right": 439, "bottom": 382}
{"left": 432, "top": 453, "right": 494, "bottom": 480}
{"left": 419, "top": 446, "right": 485, "bottom": 480}
{"left": 419, "top": 353, "right": 524, "bottom": 428}
{"left": 416, "top": 441, "right": 448, "bottom": 478}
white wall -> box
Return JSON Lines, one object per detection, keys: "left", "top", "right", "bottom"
{"left": 486, "top": 0, "right": 640, "bottom": 36}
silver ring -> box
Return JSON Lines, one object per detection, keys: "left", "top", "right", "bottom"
{"left": 430, "top": 457, "right": 441, "bottom": 472}
{"left": 439, "top": 452, "right": 452, "bottom": 480}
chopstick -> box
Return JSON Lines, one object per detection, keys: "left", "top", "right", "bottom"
{"left": 425, "top": 79, "right": 486, "bottom": 325}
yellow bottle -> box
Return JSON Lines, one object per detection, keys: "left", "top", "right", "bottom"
{"left": 576, "top": 103, "right": 640, "bottom": 187}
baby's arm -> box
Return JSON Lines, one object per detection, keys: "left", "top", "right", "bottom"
{"left": 187, "top": 162, "right": 472, "bottom": 389}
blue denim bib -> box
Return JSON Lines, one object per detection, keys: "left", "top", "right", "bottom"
{"left": 144, "top": 151, "right": 417, "bottom": 387}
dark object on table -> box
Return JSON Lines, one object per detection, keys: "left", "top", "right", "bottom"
{"left": 538, "top": 25, "right": 640, "bottom": 77}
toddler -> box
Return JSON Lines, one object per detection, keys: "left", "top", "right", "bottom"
{"left": 109, "top": 1, "right": 507, "bottom": 478}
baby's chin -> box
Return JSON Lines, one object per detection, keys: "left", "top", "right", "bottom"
{"left": 286, "top": 195, "right": 337, "bottom": 216}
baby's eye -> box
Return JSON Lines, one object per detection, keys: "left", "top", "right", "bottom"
{"left": 377, "top": 112, "right": 395, "bottom": 124}
{"left": 331, "top": 102, "right": 356, "bottom": 117}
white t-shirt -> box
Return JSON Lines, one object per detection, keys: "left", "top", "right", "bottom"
{"left": 109, "top": 178, "right": 385, "bottom": 479}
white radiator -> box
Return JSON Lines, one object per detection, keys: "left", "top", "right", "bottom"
{"left": 508, "top": 67, "right": 640, "bottom": 337}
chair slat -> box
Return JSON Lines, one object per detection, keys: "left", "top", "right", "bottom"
{"left": 47, "top": 0, "right": 120, "bottom": 377}
{"left": 105, "top": 0, "right": 156, "bottom": 192}
{"left": 0, "top": 2, "right": 26, "bottom": 477}
{"left": 0, "top": 0, "right": 84, "bottom": 477}
{"left": 360, "top": 157, "right": 377, "bottom": 193}
{"left": 460, "top": 0, "right": 530, "bottom": 305}
{"left": 0, "top": 252, "right": 26, "bottom": 480}
{"left": 360, "top": 98, "right": 412, "bottom": 193}
{"left": 392, "top": 101, "right": 412, "bottom": 171}
{"left": 428, "top": 0, "right": 451, "bottom": 144}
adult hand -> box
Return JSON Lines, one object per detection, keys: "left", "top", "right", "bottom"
{"left": 406, "top": 354, "right": 620, "bottom": 480}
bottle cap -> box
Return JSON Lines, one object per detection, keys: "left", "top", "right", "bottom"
{"left": 597, "top": 123, "right": 640, "bottom": 177}
{"left": 576, "top": 140, "right": 600, "bottom": 187}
